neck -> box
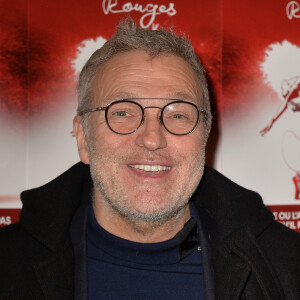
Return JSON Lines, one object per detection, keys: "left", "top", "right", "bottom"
{"left": 93, "top": 194, "right": 191, "bottom": 243}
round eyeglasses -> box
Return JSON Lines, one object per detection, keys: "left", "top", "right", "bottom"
{"left": 79, "top": 98, "right": 208, "bottom": 136}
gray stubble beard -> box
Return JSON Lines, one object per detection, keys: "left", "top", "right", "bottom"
{"left": 87, "top": 130, "right": 207, "bottom": 231}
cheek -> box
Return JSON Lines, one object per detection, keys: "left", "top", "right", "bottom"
{"left": 90, "top": 127, "right": 134, "bottom": 163}
{"left": 169, "top": 134, "right": 203, "bottom": 159}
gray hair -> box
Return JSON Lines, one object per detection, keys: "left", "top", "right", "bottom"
{"left": 77, "top": 17, "right": 212, "bottom": 131}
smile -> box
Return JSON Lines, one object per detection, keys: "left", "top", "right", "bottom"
{"left": 129, "top": 164, "right": 171, "bottom": 172}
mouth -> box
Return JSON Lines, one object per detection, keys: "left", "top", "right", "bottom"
{"left": 129, "top": 164, "right": 171, "bottom": 172}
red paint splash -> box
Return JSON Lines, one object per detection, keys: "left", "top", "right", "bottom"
{"left": 0, "top": 21, "right": 75, "bottom": 119}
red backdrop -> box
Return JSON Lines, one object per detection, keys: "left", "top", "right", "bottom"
{"left": 0, "top": 0, "right": 300, "bottom": 232}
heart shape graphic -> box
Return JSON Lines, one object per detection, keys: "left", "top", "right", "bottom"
{"left": 260, "top": 41, "right": 300, "bottom": 135}
{"left": 261, "top": 40, "right": 300, "bottom": 97}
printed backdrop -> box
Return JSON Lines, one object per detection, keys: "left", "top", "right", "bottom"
{"left": 0, "top": 0, "right": 299, "bottom": 231}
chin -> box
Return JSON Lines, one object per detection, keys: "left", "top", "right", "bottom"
{"left": 114, "top": 198, "right": 189, "bottom": 225}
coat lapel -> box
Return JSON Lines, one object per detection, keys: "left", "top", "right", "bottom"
{"left": 222, "top": 228, "right": 285, "bottom": 300}
{"left": 193, "top": 166, "right": 284, "bottom": 300}
{"left": 213, "top": 243, "right": 251, "bottom": 300}
{"left": 211, "top": 227, "right": 285, "bottom": 300}
{"left": 70, "top": 198, "right": 90, "bottom": 300}
{"left": 19, "top": 163, "right": 92, "bottom": 299}
{"left": 33, "top": 239, "right": 74, "bottom": 300}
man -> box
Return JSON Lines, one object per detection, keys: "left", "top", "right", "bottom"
{"left": 0, "top": 18, "right": 299, "bottom": 300}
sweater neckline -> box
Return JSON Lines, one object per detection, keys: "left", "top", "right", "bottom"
{"left": 87, "top": 204, "right": 199, "bottom": 265}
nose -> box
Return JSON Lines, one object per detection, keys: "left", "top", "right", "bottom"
{"left": 135, "top": 111, "right": 167, "bottom": 151}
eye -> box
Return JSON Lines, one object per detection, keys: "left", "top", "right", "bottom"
{"left": 166, "top": 111, "right": 190, "bottom": 121}
{"left": 172, "top": 113, "right": 186, "bottom": 119}
{"left": 114, "top": 111, "right": 130, "bottom": 117}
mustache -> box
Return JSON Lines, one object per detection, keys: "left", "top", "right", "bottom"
{"left": 88, "top": 143, "right": 178, "bottom": 165}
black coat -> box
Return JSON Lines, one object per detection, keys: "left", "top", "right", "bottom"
{"left": 0, "top": 162, "right": 299, "bottom": 300}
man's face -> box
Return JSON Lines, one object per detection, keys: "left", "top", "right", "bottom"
{"left": 76, "top": 50, "right": 208, "bottom": 224}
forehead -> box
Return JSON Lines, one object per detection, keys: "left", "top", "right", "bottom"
{"left": 93, "top": 50, "right": 202, "bottom": 105}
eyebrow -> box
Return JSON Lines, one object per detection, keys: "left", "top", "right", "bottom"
{"left": 104, "top": 92, "right": 196, "bottom": 102}
{"left": 107, "top": 92, "right": 139, "bottom": 100}
{"left": 167, "top": 92, "right": 196, "bottom": 101}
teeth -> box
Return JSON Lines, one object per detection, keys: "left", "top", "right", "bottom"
{"left": 130, "top": 164, "right": 171, "bottom": 172}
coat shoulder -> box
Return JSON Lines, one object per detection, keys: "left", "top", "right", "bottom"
{"left": 258, "top": 221, "right": 300, "bottom": 299}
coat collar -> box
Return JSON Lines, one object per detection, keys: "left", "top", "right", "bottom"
{"left": 192, "top": 165, "right": 275, "bottom": 241}
{"left": 20, "top": 162, "right": 92, "bottom": 252}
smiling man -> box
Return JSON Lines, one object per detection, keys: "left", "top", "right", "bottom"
{"left": 0, "top": 18, "right": 299, "bottom": 300}
{"left": 74, "top": 50, "right": 209, "bottom": 243}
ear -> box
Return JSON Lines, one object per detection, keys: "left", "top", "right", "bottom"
{"left": 73, "top": 115, "right": 90, "bottom": 164}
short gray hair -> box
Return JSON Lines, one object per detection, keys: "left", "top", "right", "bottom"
{"left": 77, "top": 17, "right": 212, "bottom": 130}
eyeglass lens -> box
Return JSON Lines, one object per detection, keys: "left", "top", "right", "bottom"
{"left": 106, "top": 101, "right": 199, "bottom": 135}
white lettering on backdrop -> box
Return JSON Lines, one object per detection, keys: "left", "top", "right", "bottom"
{"left": 286, "top": 1, "right": 300, "bottom": 19}
{"left": 102, "top": 0, "right": 177, "bottom": 29}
